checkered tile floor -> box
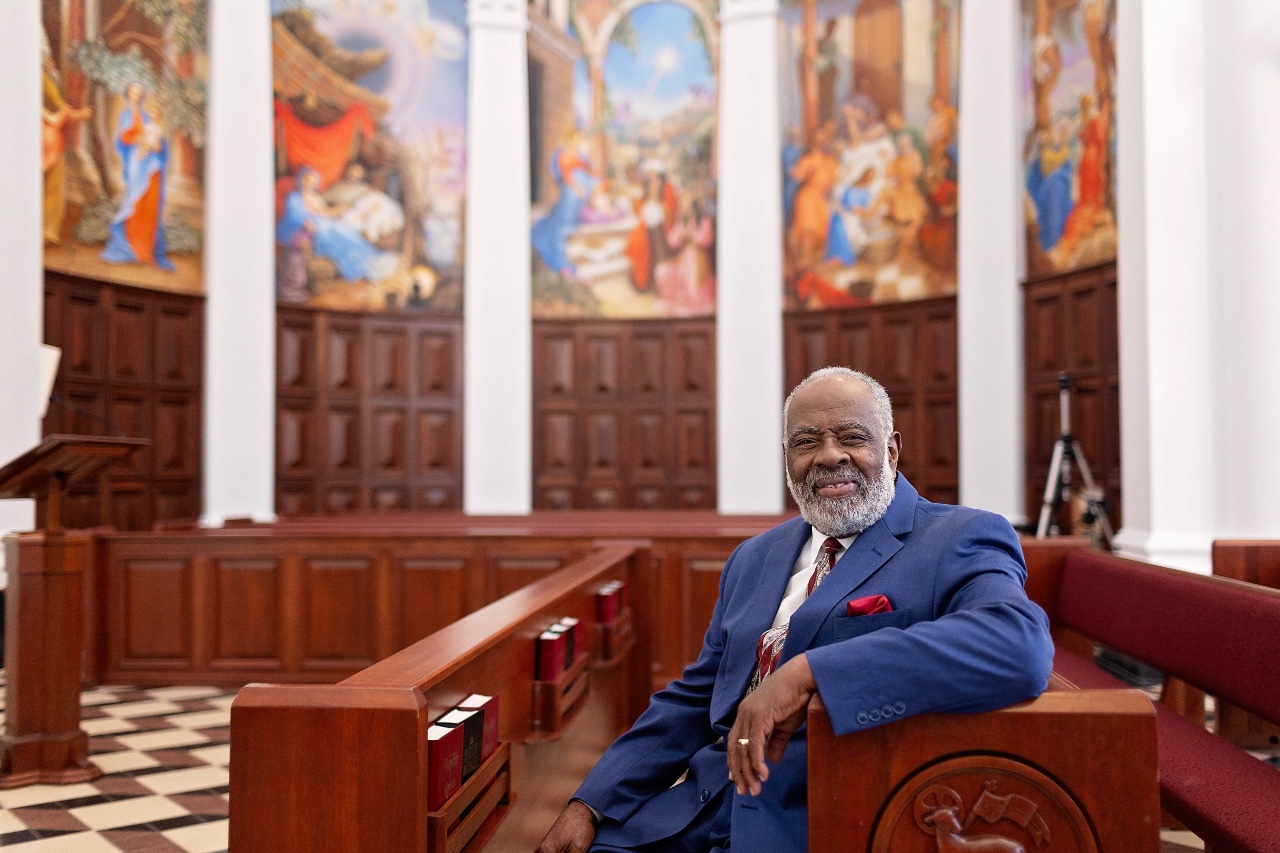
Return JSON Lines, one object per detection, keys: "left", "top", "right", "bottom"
{"left": 0, "top": 674, "right": 232, "bottom": 852}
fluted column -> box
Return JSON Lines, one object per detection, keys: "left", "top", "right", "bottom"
{"left": 956, "top": 0, "right": 1024, "bottom": 521}
{"left": 465, "top": 0, "right": 533, "bottom": 513}
{"left": 204, "top": 0, "right": 277, "bottom": 523}
{"left": 716, "top": 0, "right": 786, "bottom": 513}
{"left": 0, "top": 1, "right": 44, "bottom": 586}
{"left": 1113, "top": 0, "right": 1214, "bottom": 572}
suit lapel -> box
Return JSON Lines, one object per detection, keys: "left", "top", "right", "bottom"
{"left": 713, "top": 518, "right": 810, "bottom": 720}
{"left": 780, "top": 475, "right": 919, "bottom": 664}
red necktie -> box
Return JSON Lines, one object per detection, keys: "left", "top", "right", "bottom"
{"left": 748, "top": 537, "right": 841, "bottom": 693}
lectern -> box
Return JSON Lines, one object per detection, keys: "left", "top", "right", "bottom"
{"left": 0, "top": 434, "right": 146, "bottom": 788}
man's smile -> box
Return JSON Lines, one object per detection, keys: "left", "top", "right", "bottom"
{"left": 813, "top": 475, "right": 859, "bottom": 499}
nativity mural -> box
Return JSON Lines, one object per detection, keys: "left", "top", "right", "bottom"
{"left": 272, "top": 0, "right": 467, "bottom": 313}
{"left": 528, "top": 0, "right": 719, "bottom": 318}
{"left": 1020, "top": 0, "right": 1116, "bottom": 276}
{"left": 42, "top": 0, "right": 208, "bottom": 295}
{"left": 779, "top": 0, "right": 960, "bottom": 310}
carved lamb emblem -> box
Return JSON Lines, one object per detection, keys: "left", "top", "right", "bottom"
{"left": 915, "top": 780, "right": 1052, "bottom": 852}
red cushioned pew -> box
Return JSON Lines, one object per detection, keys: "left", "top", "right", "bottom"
{"left": 1023, "top": 542, "right": 1280, "bottom": 853}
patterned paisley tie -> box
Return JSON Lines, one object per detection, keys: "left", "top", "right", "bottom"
{"left": 747, "top": 537, "right": 842, "bottom": 693}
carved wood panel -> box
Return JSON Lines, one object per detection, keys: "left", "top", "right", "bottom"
{"left": 533, "top": 319, "right": 717, "bottom": 509}
{"left": 784, "top": 296, "right": 959, "bottom": 504}
{"left": 1023, "top": 261, "right": 1121, "bottom": 528}
{"left": 42, "top": 273, "right": 204, "bottom": 530}
{"left": 275, "top": 307, "right": 463, "bottom": 513}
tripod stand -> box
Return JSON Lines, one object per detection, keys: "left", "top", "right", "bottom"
{"left": 1035, "top": 373, "right": 1114, "bottom": 549}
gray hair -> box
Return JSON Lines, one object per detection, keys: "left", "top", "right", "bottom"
{"left": 782, "top": 366, "right": 895, "bottom": 440}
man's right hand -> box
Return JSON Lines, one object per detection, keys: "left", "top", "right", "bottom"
{"left": 536, "top": 799, "right": 597, "bottom": 853}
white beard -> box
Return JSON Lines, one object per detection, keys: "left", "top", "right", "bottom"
{"left": 787, "top": 453, "right": 896, "bottom": 538}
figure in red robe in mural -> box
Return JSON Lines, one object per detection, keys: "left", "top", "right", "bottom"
{"left": 1057, "top": 92, "right": 1108, "bottom": 260}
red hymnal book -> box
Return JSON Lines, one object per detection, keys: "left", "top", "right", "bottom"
{"left": 596, "top": 582, "right": 621, "bottom": 623}
{"left": 547, "top": 623, "right": 574, "bottom": 670}
{"left": 457, "top": 693, "right": 500, "bottom": 761}
{"left": 426, "top": 723, "right": 463, "bottom": 810}
{"left": 436, "top": 708, "right": 483, "bottom": 780}
{"left": 537, "top": 630, "right": 567, "bottom": 681}
{"left": 557, "top": 616, "right": 580, "bottom": 663}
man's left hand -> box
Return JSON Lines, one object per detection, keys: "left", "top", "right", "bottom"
{"left": 726, "top": 654, "right": 816, "bottom": 797}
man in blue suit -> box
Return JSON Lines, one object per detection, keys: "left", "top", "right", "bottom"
{"left": 537, "top": 367, "right": 1054, "bottom": 853}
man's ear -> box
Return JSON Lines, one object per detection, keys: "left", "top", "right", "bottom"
{"left": 887, "top": 432, "right": 902, "bottom": 473}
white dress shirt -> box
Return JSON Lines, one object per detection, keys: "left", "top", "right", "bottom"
{"left": 769, "top": 528, "right": 857, "bottom": 630}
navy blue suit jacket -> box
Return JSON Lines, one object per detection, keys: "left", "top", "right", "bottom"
{"left": 574, "top": 475, "right": 1054, "bottom": 853}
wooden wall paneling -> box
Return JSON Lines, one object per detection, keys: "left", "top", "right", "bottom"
{"left": 42, "top": 274, "right": 204, "bottom": 530}
{"left": 301, "top": 557, "right": 376, "bottom": 670}
{"left": 784, "top": 297, "right": 958, "bottom": 504}
{"left": 119, "top": 557, "right": 192, "bottom": 670}
{"left": 532, "top": 320, "right": 717, "bottom": 510}
{"left": 211, "top": 558, "right": 283, "bottom": 669}
{"left": 275, "top": 308, "right": 464, "bottom": 515}
{"left": 398, "top": 556, "right": 469, "bottom": 647}
{"left": 1022, "top": 262, "right": 1120, "bottom": 528}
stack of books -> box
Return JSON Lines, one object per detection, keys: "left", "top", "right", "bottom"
{"left": 596, "top": 579, "right": 629, "bottom": 624}
{"left": 426, "top": 693, "right": 501, "bottom": 810}
{"left": 536, "top": 616, "right": 581, "bottom": 681}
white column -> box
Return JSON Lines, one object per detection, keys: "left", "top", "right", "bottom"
{"left": 465, "top": 0, "right": 532, "bottom": 514}
{"left": 203, "top": 0, "right": 277, "bottom": 523}
{"left": 1204, "top": 0, "right": 1280, "bottom": 540}
{"left": 716, "top": 0, "right": 785, "bottom": 514}
{"left": 0, "top": 1, "right": 43, "bottom": 589}
{"left": 956, "top": 0, "right": 1024, "bottom": 522}
{"left": 1113, "top": 0, "right": 1214, "bottom": 572}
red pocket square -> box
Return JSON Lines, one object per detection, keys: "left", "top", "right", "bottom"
{"left": 846, "top": 594, "right": 892, "bottom": 617}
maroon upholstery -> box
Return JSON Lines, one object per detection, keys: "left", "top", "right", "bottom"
{"left": 1049, "top": 550, "right": 1280, "bottom": 852}
{"left": 1154, "top": 705, "right": 1280, "bottom": 853}
{"left": 1057, "top": 550, "right": 1280, "bottom": 725}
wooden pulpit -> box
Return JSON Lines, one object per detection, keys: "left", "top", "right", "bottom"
{"left": 0, "top": 434, "right": 146, "bottom": 788}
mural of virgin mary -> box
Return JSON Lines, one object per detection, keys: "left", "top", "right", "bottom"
{"left": 101, "top": 81, "right": 175, "bottom": 272}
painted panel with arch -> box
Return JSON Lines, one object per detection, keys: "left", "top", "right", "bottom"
{"left": 779, "top": 0, "right": 961, "bottom": 310}
{"left": 528, "top": 0, "right": 720, "bottom": 318}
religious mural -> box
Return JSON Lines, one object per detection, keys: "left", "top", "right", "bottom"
{"left": 272, "top": 0, "right": 467, "bottom": 313}
{"left": 1020, "top": 0, "right": 1116, "bottom": 276}
{"left": 42, "top": 0, "right": 208, "bottom": 295}
{"left": 779, "top": 0, "right": 960, "bottom": 310}
{"left": 528, "top": 0, "right": 719, "bottom": 318}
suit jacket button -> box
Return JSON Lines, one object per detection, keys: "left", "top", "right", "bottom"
{"left": 869, "top": 709, "right": 882, "bottom": 722}
{"left": 856, "top": 712, "right": 869, "bottom": 724}
{"left": 893, "top": 701, "right": 906, "bottom": 715}
{"left": 700, "top": 789, "right": 710, "bottom": 803}
{"left": 882, "top": 704, "right": 895, "bottom": 717}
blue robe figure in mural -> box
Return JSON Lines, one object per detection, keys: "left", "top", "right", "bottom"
{"left": 276, "top": 167, "right": 399, "bottom": 284}
{"left": 101, "top": 81, "right": 176, "bottom": 272}
{"left": 782, "top": 127, "right": 803, "bottom": 225}
{"left": 531, "top": 133, "right": 595, "bottom": 277}
{"left": 1026, "top": 125, "right": 1074, "bottom": 253}
{"left": 824, "top": 170, "right": 877, "bottom": 266}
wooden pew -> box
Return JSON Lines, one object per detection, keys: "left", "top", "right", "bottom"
{"left": 229, "top": 545, "right": 651, "bottom": 853}
{"left": 808, "top": 689, "right": 1161, "bottom": 851}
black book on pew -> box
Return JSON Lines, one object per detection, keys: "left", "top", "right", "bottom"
{"left": 436, "top": 708, "right": 484, "bottom": 779}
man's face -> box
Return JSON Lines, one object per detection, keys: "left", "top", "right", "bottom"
{"left": 784, "top": 377, "right": 901, "bottom": 537}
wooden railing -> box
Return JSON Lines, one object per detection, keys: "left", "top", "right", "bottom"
{"left": 228, "top": 545, "right": 651, "bottom": 853}
{"left": 91, "top": 512, "right": 785, "bottom": 689}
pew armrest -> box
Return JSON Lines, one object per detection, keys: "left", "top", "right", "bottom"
{"left": 807, "top": 689, "right": 1160, "bottom": 852}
